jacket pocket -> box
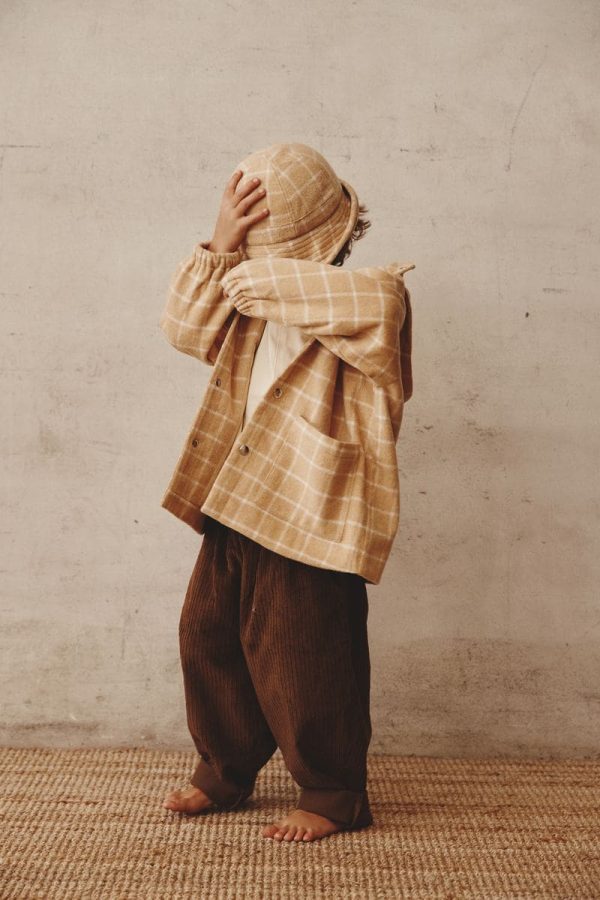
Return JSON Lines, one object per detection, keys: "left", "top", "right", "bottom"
{"left": 264, "top": 413, "right": 363, "bottom": 543}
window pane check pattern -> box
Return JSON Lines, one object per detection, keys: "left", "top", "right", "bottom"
{"left": 159, "top": 242, "right": 414, "bottom": 585}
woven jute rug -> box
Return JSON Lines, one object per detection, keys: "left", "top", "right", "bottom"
{"left": 0, "top": 748, "right": 598, "bottom": 899}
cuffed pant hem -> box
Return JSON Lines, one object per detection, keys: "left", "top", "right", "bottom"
{"left": 190, "top": 757, "right": 254, "bottom": 810}
{"left": 296, "top": 787, "right": 374, "bottom": 830}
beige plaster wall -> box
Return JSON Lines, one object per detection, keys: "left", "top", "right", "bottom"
{"left": 1, "top": 0, "right": 599, "bottom": 756}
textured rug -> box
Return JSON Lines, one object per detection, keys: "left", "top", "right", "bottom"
{"left": 0, "top": 748, "right": 598, "bottom": 899}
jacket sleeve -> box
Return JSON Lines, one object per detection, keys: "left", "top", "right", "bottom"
{"left": 159, "top": 241, "right": 246, "bottom": 366}
{"left": 220, "top": 257, "right": 413, "bottom": 388}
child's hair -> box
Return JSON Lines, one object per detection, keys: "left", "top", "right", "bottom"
{"left": 330, "top": 195, "right": 372, "bottom": 267}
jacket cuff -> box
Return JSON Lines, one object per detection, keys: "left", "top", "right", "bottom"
{"left": 194, "top": 240, "right": 245, "bottom": 268}
{"left": 232, "top": 295, "right": 255, "bottom": 314}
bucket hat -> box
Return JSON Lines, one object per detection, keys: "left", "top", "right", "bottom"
{"left": 235, "top": 142, "right": 360, "bottom": 265}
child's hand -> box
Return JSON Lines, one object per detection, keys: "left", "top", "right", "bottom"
{"left": 207, "top": 170, "right": 269, "bottom": 254}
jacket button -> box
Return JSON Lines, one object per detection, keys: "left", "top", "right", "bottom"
{"left": 191, "top": 439, "right": 198, "bottom": 447}
{"left": 238, "top": 444, "right": 249, "bottom": 455}
{"left": 273, "top": 386, "right": 282, "bottom": 398}
{"left": 215, "top": 377, "right": 221, "bottom": 386}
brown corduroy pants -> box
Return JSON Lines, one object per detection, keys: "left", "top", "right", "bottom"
{"left": 178, "top": 515, "right": 374, "bottom": 829}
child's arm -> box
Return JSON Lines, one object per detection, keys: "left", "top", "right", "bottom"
{"left": 159, "top": 242, "right": 245, "bottom": 365}
{"left": 220, "top": 257, "right": 413, "bottom": 388}
{"left": 159, "top": 169, "right": 270, "bottom": 365}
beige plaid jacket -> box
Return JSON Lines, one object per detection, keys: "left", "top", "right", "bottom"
{"left": 159, "top": 241, "right": 414, "bottom": 585}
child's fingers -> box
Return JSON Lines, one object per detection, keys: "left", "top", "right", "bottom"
{"left": 232, "top": 176, "right": 264, "bottom": 207}
{"left": 236, "top": 184, "right": 267, "bottom": 216}
{"left": 228, "top": 169, "right": 244, "bottom": 191}
{"left": 248, "top": 207, "right": 269, "bottom": 223}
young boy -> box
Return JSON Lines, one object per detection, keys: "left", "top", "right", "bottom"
{"left": 161, "top": 143, "right": 414, "bottom": 842}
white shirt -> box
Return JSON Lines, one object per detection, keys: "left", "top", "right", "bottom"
{"left": 235, "top": 320, "right": 308, "bottom": 440}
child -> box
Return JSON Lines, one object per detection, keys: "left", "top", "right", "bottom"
{"left": 161, "top": 143, "right": 414, "bottom": 842}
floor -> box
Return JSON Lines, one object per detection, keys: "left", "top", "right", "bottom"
{"left": 1, "top": 747, "right": 598, "bottom": 899}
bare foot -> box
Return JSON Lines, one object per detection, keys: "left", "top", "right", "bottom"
{"left": 163, "top": 784, "right": 216, "bottom": 814}
{"left": 262, "top": 808, "right": 344, "bottom": 842}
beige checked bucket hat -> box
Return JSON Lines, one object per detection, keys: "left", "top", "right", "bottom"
{"left": 235, "top": 142, "right": 360, "bottom": 265}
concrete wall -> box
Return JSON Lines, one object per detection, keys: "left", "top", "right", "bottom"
{"left": 2, "top": 0, "right": 599, "bottom": 756}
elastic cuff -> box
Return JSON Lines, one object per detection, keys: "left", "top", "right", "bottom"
{"left": 190, "top": 757, "right": 254, "bottom": 810}
{"left": 196, "top": 240, "right": 245, "bottom": 265}
{"left": 296, "top": 787, "right": 373, "bottom": 830}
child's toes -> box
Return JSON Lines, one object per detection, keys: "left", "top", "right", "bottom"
{"left": 303, "top": 828, "right": 314, "bottom": 841}
{"left": 283, "top": 825, "right": 298, "bottom": 841}
{"left": 294, "top": 827, "right": 306, "bottom": 841}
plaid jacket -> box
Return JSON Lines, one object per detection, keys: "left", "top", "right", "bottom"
{"left": 159, "top": 241, "right": 415, "bottom": 585}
